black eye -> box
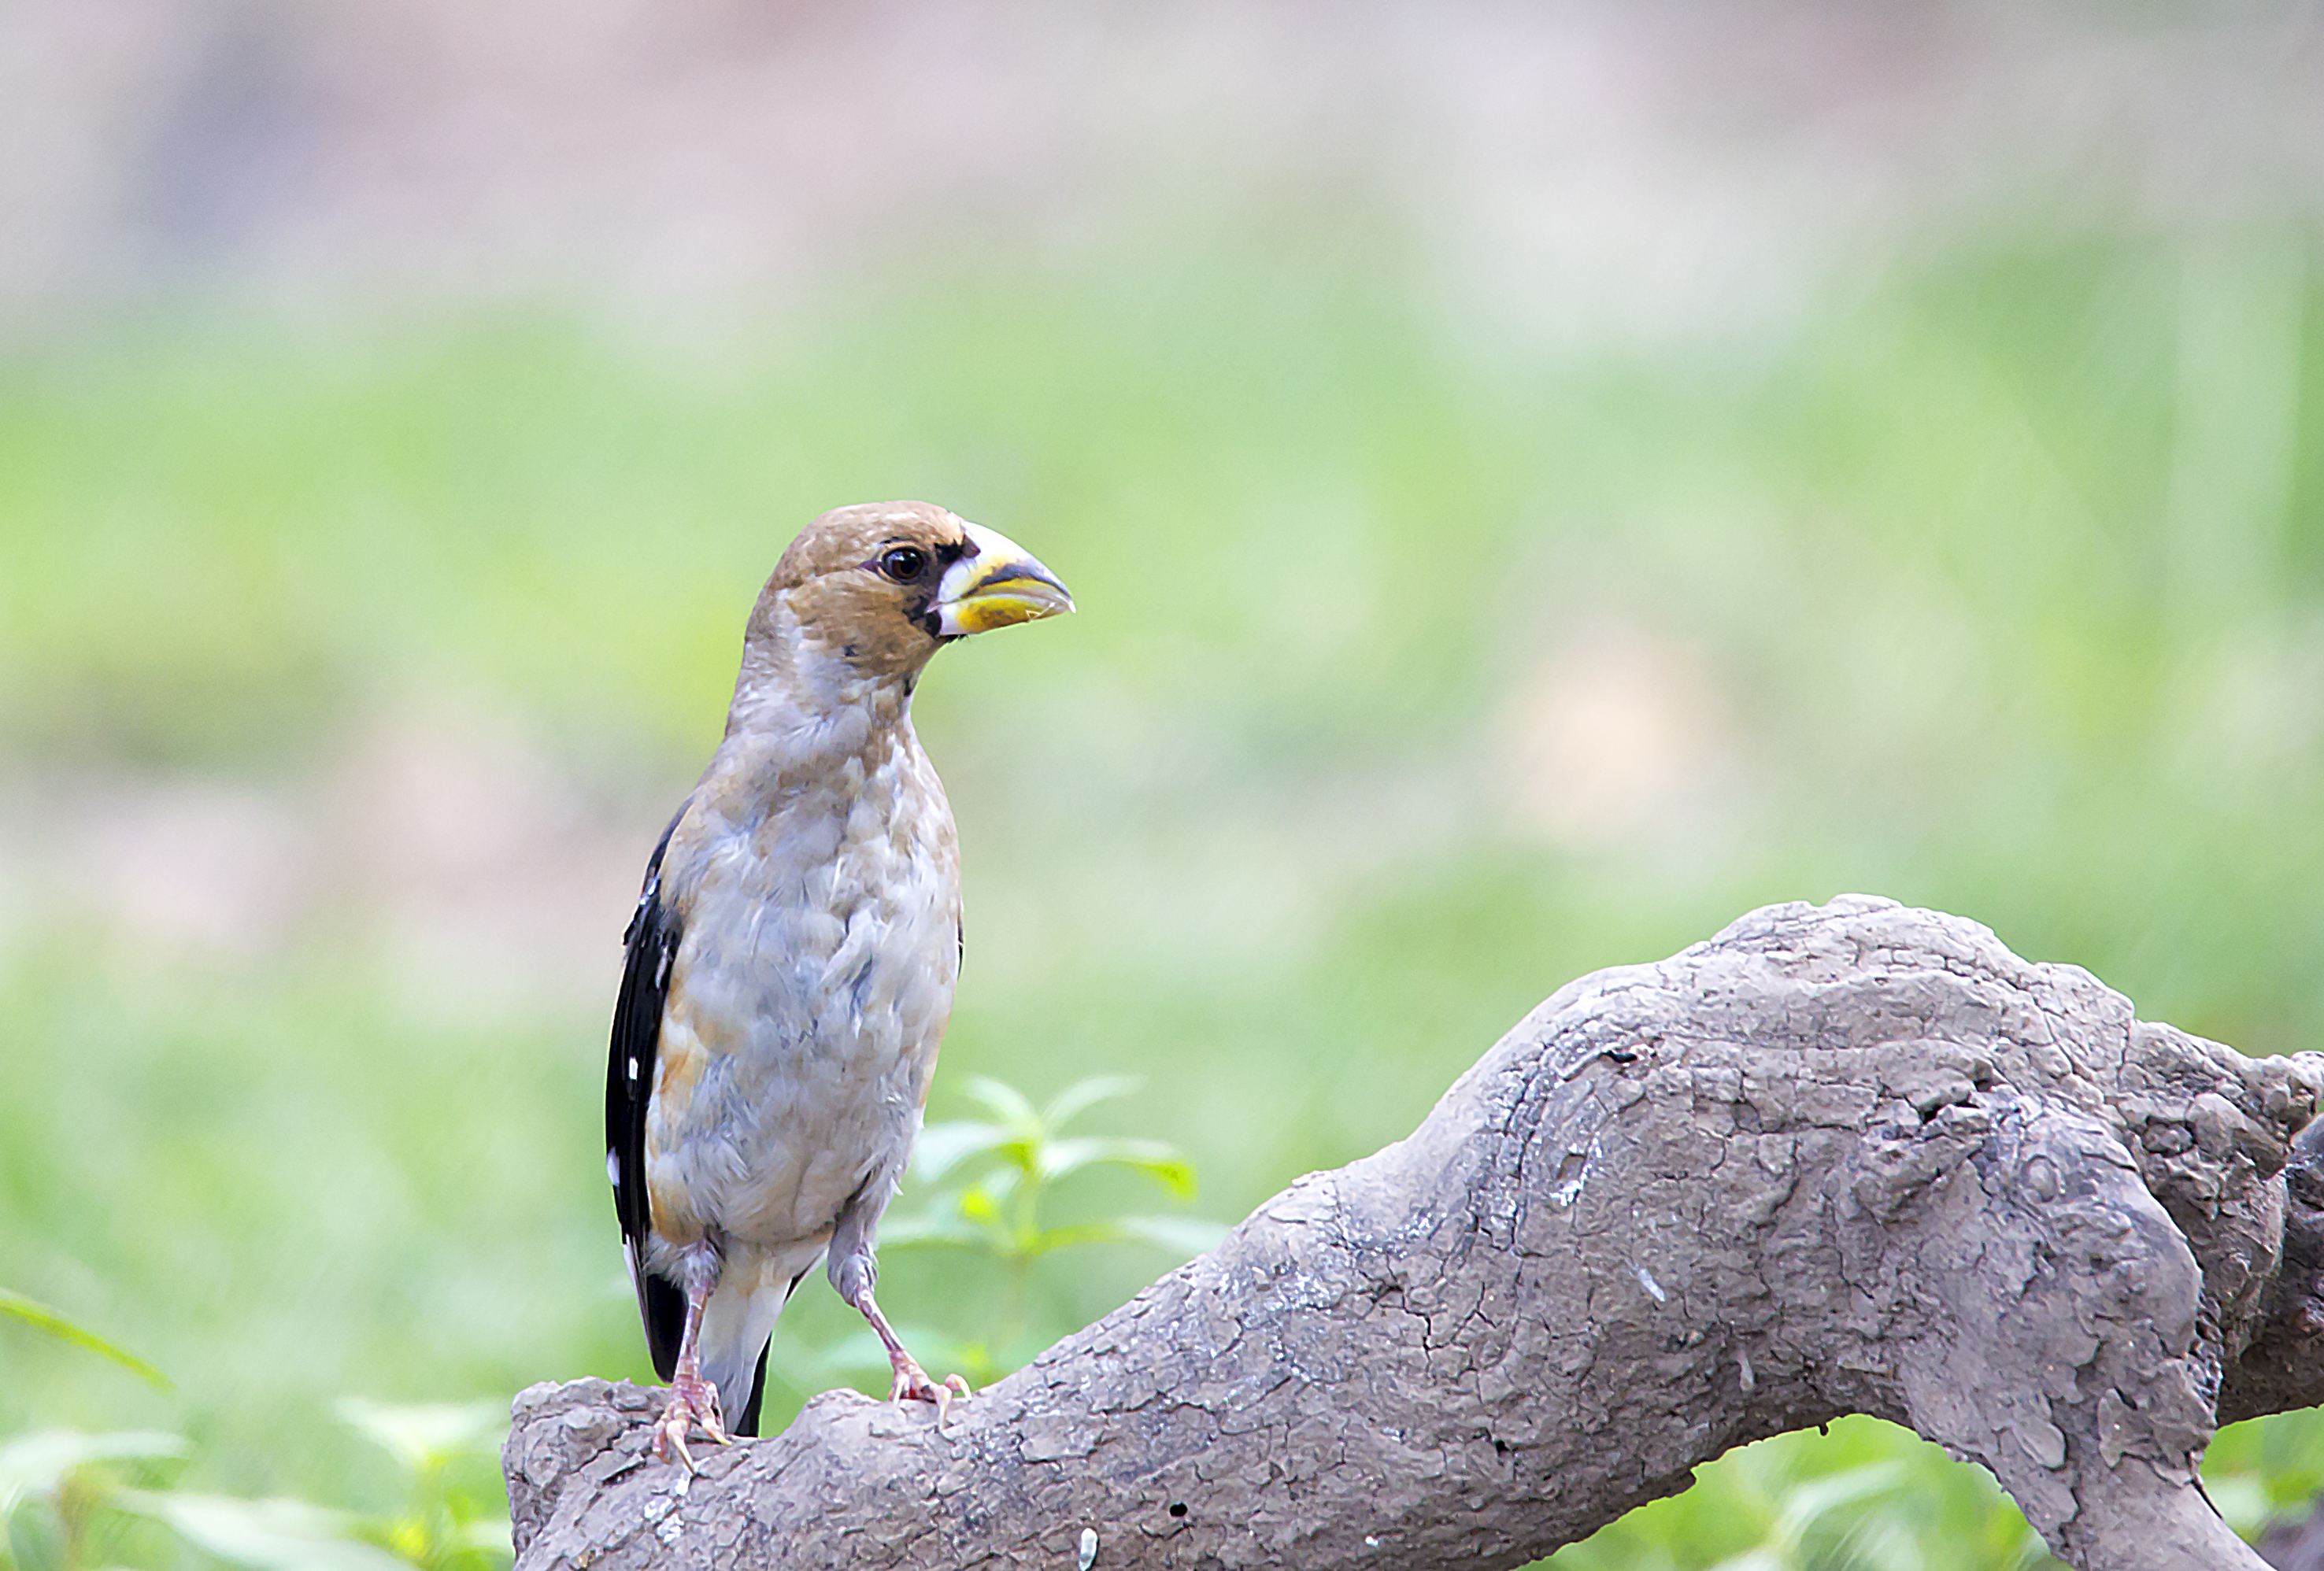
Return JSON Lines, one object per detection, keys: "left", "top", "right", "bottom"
{"left": 879, "top": 545, "right": 930, "bottom": 582}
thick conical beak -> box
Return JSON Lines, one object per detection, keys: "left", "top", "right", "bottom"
{"left": 931, "top": 522, "right": 1075, "bottom": 637}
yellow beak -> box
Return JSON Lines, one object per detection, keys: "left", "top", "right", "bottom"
{"left": 932, "top": 523, "right": 1075, "bottom": 637}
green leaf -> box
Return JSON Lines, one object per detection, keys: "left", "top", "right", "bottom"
{"left": 115, "top": 1490, "right": 411, "bottom": 1571}
{"left": 872, "top": 1211, "right": 988, "bottom": 1251}
{"left": 804, "top": 1325, "right": 980, "bottom": 1388}
{"left": 1022, "top": 1214, "right": 1227, "bottom": 1259}
{"left": 1038, "top": 1075, "right": 1144, "bottom": 1132}
{"left": 1018, "top": 1222, "right": 1132, "bottom": 1256}
{"left": 957, "top": 1163, "right": 1023, "bottom": 1215}
{"left": 7, "top": 1497, "right": 66, "bottom": 1571}
{"left": 2202, "top": 1474, "right": 2272, "bottom": 1538}
{"left": 1034, "top": 1137, "right": 1197, "bottom": 1197}
{"left": 1836, "top": 1512, "right": 1930, "bottom": 1571}
{"left": 1702, "top": 1551, "right": 1786, "bottom": 1571}
{"left": 909, "top": 1120, "right": 1012, "bottom": 1185}
{"left": 0, "top": 1431, "right": 187, "bottom": 1504}
{"left": 1771, "top": 1459, "right": 1908, "bottom": 1540}
{"left": 957, "top": 1077, "right": 1038, "bottom": 1129}
{"left": 0, "top": 1291, "right": 170, "bottom": 1390}
{"left": 957, "top": 1183, "right": 1008, "bottom": 1225}
{"left": 1108, "top": 1214, "right": 1231, "bottom": 1257}
{"left": 336, "top": 1400, "right": 507, "bottom": 1474}
{"left": 456, "top": 1516, "right": 516, "bottom": 1559}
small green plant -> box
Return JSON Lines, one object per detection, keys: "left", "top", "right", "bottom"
{"left": 1, "top": 1429, "right": 187, "bottom": 1571}
{"left": 2, "top": 1285, "right": 509, "bottom": 1571}
{"left": 869, "top": 1074, "right": 1224, "bottom": 1384}
{"left": 111, "top": 1488, "right": 411, "bottom": 1571}
{"left": 1, "top": 1289, "right": 182, "bottom": 1571}
{"left": 334, "top": 1401, "right": 512, "bottom": 1571}
{"left": 1, "top": 1404, "right": 511, "bottom": 1571}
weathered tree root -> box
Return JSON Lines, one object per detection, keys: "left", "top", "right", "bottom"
{"left": 505, "top": 896, "right": 2324, "bottom": 1571}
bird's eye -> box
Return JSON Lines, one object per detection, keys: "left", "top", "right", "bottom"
{"left": 879, "top": 546, "right": 930, "bottom": 582}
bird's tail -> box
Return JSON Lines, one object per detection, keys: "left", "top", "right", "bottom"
{"left": 696, "top": 1262, "right": 809, "bottom": 1438}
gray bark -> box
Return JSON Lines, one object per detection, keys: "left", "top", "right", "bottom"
{"left": 503, "top": 896, "right": 2324, "bottom": 1571}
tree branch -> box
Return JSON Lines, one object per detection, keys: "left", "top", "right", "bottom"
{"left": 503, "top": 896, "right": 2324, "bottom": 1571}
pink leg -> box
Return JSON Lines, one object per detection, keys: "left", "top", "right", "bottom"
{"left": 652, "top": 1249, "right": 731, "bottom": 1470}
{"left": 852, "top": 1287, "right": 971, "bottom": 1420}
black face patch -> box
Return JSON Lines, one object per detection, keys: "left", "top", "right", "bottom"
{"left": 876, "top": 530, "right": 969, "bottom": 639}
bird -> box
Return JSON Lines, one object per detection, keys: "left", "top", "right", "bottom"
{"left": 604, "top": 501, "right": 1073, "bottom": 1466}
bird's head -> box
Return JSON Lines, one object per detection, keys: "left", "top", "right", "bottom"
{"left": 743, "top": 501, "right": 1074, "bottom": 697}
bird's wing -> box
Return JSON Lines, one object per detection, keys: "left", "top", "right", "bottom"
{"left": 607, "top": 806, "right": 687, "bottom": 1381}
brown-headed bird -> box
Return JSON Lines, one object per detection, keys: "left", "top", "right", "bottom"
{"left": 605, "top": 501, "right": 1072, "bottom": 1465}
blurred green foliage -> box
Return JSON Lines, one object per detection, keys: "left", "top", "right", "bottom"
{"left": 1, "top": 1306, "right": 503, "bottom": 1571}
{"left": 881, "top": 1074, "right": 1220, "bottom": 1385}
{"left": 0, "top": 1403, "right": 509, "bottom": 1571}
{"left": 5, "top": 221, "right": 2324, "bottom": 1568}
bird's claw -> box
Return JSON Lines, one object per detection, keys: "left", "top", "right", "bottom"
{"left": 890, "top": 1359, "right": 973, "bottom": 1422}
{"left": 652, "top": 1374, "right": 731, "bottom": 1471}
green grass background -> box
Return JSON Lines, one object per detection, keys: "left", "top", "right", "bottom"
{"left": 6, "top": 226, "right": 2324, "bottom": 1567}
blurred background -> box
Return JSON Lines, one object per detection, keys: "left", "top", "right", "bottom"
{"left": 6, "top": 3, "right": 2324, "bottom": 1568}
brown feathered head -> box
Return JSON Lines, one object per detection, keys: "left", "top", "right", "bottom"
{"left": 745, "top": 501, "right": 1073, "bottom": 688}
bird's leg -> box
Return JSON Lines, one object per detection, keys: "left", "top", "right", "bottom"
{"left": 653, "top": 1245, "right": 731, "bottom": 1470}
{"left": 853, "top": 1285, "right": 972, "bottom": 1418}
{"left": 828, "top": 1231, "right": 971, "bottom": 1421}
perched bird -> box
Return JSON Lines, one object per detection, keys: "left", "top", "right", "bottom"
{"left": 605, "top": 501, "right": 1073, "bottom": 1464}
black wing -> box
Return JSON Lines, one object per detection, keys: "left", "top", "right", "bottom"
{"left": 608, "top": 808, "right": 686, "bottom": 1381}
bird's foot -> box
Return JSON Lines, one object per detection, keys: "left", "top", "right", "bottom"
{"left": 651, "top": 1372, "right": 731, "bottom": 1472}
{"left": 889, "top": 1356, "right": 973, "bottom": 1422}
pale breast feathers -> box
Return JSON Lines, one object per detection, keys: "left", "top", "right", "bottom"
{"left": 634, "top": 735, "right": 964, "bottom": 1257}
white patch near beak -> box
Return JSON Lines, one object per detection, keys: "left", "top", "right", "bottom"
{"left": 931, "top": 521, "right": 1075, "bottom": 636}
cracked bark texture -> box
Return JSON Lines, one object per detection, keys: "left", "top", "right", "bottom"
{"left": 504, "top": 896, "right": 2324, "bottom": 1571}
